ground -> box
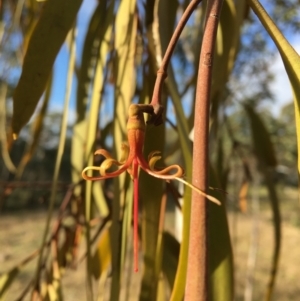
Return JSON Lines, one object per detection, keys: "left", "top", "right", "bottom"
{"left": 1, "top": 185, "right": 300, "bottom": 300}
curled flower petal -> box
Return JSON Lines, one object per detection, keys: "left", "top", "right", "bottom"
{"left": 138, "top": 155, "right": 184, "bottom": 179}
{"left": 146, "top": 164, "right": 184, "bottom": 179}
{"left": 99, "top": 158, "right": 123, "bottom": 176}
{"left": 148, "top": 154, "right": 162, "bottom": 170}
{"left": 120, "top": 142, "right": 130, "bottom": 163}
{"left": 94, "top": 149, "right": 113, "bottom": 159}
{"left": 146, "top": 151, "right": 184, "bottom": 178}
{"left": 82, "top": 162, "right": 131, "bottom": 181}
{"left": 147, "top": 150, "right": 161, "bottom": 162}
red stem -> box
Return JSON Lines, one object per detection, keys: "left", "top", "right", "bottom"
{"left": 185, "top": 0, "right": 223, "bottom": 300}
{"left": 133, "top": 157, "right": 139, "bottom": 272}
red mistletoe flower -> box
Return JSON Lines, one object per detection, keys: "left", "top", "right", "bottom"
{"left": 82, "top": 104, "right": 220, "bottom": 272}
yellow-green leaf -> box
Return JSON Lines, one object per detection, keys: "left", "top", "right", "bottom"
{"left": 83, "top": 4, "right": 113, "bottom": 298}
{"left": 261, "top": 168, "right": 281, "bottom": 301}
{"left": 15, "top": 73, "right": 53, "bottom": 178}
{"left": 0, "top": 268, "right": 19, "bottom": 300}
{"left": 209, "top": 164, "right": 234, "bottom": 301}
{"left": 12, "top": 0, "right": 82, "bottom": 135}
{"left": 212, "top": 0, "right": 238, "bottom": 98}
{"left": 75, "top": 0, "right": 108, "bottom": 122}
{"left": 92, "top": 227, "right": 112, "bottom": 280}
{"left": 0, "top": 83, "right": 16, "bottom": 173}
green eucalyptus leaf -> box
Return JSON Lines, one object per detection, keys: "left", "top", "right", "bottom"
{"left": 12, "top": 0, "right": 82, "bottom": 135}
{"left": 110, "top": 0, "right": 137, "bottom": 299}
{"left": 76, "top": 0, "right": 108, "bottom": 122}
{"left": 209, "top": 164, "right": 234, "bottom": 301}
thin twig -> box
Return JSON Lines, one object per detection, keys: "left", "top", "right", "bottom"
{"left": 149, "top": 0, "right": 202, "bottom": 123}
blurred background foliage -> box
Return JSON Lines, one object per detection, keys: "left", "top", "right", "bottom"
{"left": 0, "top": 0, "right": 300, "bottom": 300}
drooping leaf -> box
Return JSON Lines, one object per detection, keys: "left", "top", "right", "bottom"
{"left": 0, "top": 83, "right": 16, "bottom": 173}
{"left": 110, "top": 0, "right": 137, "bottom": 300}
{"left": 71, "top": 120, "right": 87, "bottom": 197}
{"left": 92, "top": 227, "right": 112, "bottom": 280}
{"left": 12, "top": 0, "right": 83, "bottom": 135}
{"left": 245, "top": 104, "right": 281, "bottom": 301}
{"left": 76, "top": 0, "right": 108, "bottom": 122}
{"left": 0, "top": 268, "right": 20, "bottom": 300}
{"left": 260, "top": 168, "right": 281, "bottom": 301}
{"left": 209, "top": 164, "right": 234, "bottom": 301}
{"left": 0, "top": 249, "right": 39, "bottom": 300}
{"left": 34, "top": 25, "right": 77, "bottom": 293}
{"left": 83, "top": 4, "right": 114, "bottom": 298}
{"left": 247, "top": 0, "right": 300, "bottom": 176}
{"left": 211, "top": 0, "right": 247, "bottom": 134}
{"left": 93, "top": 183, "right": 109, "bottom": 218}
{"left": 212, "top": 0, "right": 239, "bottom": 98}
{"left": 47, "top": 257, "right": 63, "bottom": 301}
{"left": 71, "top": 0, "right": 111, "bottom": 200}
{"left": 15, "top": 72, "right": 53, "bottom": 178}
{"left": 161, "top": 232, "right": 180, "bottom": 290}
{"left": 244, "top": 104, "right": 277, "bottom": 167}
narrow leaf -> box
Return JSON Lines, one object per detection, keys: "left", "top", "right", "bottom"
{"left": 0, "top": 83, "right": 16, "bottom": 173}
{"left": 110, "top": 0, "right": 137, "bottom": 300}
{"left": 0, "top": 268, "right": 19, "bottom": 300}
{"left": 209, "top": 164, "right": 234, "bottom": 301}
{"left": 212, "top": 0, "right": 238, "bottom": 98}
{"left": 92, "top": 227, "right": 112, "bottom": 280}
{"left": 244, "top": 104, "right": 277, "bottom": 167}
{"left": 245, "top": 103, "right": 281, "bottom": 301}
{"left": 84, "top": 11, "right": 113, "bottom": 301}
{"left": 76, "top": 0, "right": 108, "bottom": 122}
{"left": 247, "top": 0, "right": 300, "bottom": 175}
{"left": 0, "top": 249, "right": 39, "bottom": 300}
{"left": 12, "top": 0, "right": 82, "bottom": 135}
{"left": 15, "top": 73, "right": 53, "bottom": 178}
{"left": 34, "top": 25, "right": 77, "bottom": 290}
{"left": 261, "top": 168, "right": 281, "bottom": 301}
{"left": 161, "top": 232, "right": 180, "bottom": 290}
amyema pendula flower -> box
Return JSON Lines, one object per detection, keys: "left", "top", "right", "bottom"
{"left": 82, "top": 104, "right": 220, "bottom": 271}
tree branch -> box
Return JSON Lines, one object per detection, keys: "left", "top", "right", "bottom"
{"left": 185, "top": 0, "right": 223, "bottom": 300}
